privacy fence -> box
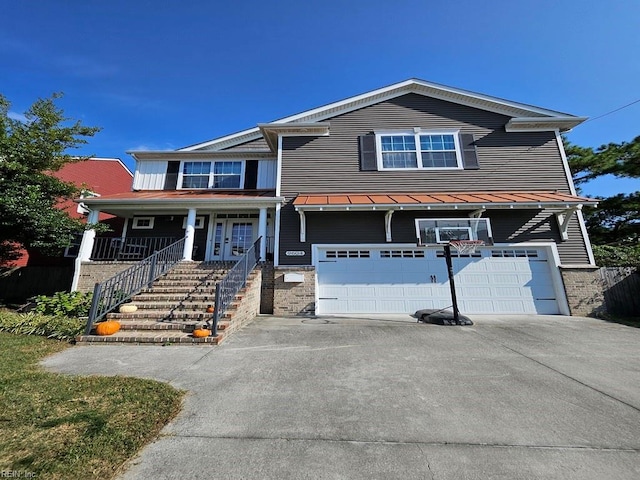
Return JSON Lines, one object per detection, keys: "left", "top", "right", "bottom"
{"left": 599, "top": 267, "right": 640, "bottom": 317}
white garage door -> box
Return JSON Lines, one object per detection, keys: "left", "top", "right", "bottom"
{"left": 316, "top": 246, "right": 559, "bottom": 315}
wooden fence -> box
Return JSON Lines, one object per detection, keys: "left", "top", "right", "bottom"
{"left": 599, "top": 267, "right": 640, "bottom": 317}
{"left": 0, "top": 267, "right": 74, "bottom": 303}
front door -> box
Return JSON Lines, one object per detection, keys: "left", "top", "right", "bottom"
{"left": 207, "top": 219, "right": 257, "bottom": 261}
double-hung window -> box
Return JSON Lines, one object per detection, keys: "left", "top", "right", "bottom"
{"left": 180, "top": 161, "right": 243, "bottom": 189}
{"left": 182, "top": 162, "right": 211, "bottom": 188}
{"left": 378, "top": 131, "right": 461, "bottom": 170}
{"left": 212, "top": 161, "right": 242, "bottom": 188}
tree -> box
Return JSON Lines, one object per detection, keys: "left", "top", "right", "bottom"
{"left": 566, "top": 135, "right": 640, "bottom": 185}
{"left": 0, "top": 93, "right": 101, "bottom": 263}
{"left": 564, "top": 136, "right": 640, "bottom": 267}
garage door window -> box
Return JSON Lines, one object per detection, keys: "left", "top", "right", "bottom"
{"left": 436, "top": 249, "right": 481, "bottom": 258}
{"left": 380, "top": 250, "right": 425, "bottom": 258}
{"left": 325, "top": 250, "right": 371, "bottom": 259}
{"left": 491, "top": 249, "right": 539, "bottom": 258}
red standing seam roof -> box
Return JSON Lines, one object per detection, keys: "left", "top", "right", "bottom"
{"left": 292, "top": 191, "right": 597, "bottom": 206}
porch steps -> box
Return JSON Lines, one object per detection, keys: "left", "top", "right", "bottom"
{"left": 77, "top": 260, "right": 255, "bottom": 345}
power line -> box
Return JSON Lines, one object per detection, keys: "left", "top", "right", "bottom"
{"left": 583, "top": 98, "right": 640, "bottom": 124}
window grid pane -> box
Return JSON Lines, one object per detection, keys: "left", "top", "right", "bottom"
{"left": 381, "top": 133, "right": 458, "bottom": 169}
{"left": 212, "top": 161, "right": 242, "bottom": 188}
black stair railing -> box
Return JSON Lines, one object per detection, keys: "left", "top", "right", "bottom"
{"left": 211, "top": 237, "right": 261, "bottom": 336}
{"left": 84, "top": 237, "right": 186, "bottom": 334}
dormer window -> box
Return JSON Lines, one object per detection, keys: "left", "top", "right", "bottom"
{"left": 377, "top": 131, "right": 462, "bottom": 170}
{"left": 179, "top": 161, "right": 243, "bottom": 189}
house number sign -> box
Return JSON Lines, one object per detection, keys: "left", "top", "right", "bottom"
{"left": 285, "top": 250, "right": 306, "bottom": 256}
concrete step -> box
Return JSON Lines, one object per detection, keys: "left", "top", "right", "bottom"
{"left": 138, "top": 286, "right": 218, "bottom": 294}
{"left": 107, "top": 310, "right": 213, "bottom": 321}
{"left": 116, "top": 320, "right": 230, "bottom": 331}
{"left": 132, "top": 293, "right": 217, "bottom": 302}
{"left": 76, "top": 329, "right": 224, "bottom": 345}
{"left": 132, "top": 301, "right": 216, "bottom": 311}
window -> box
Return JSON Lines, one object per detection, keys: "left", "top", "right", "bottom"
{"left": 182, "top": 162, "right": 211, "bottom": 188}
{"left": 377, "top": 131, "right": 461, "bottom": 170}
{"left": 213, "top": 161, "right": 242, "bottom": 188}
{"left": 182, "top": 216, "right": 205, "bottom": 229}
{"left": 64, "top": 233, "right": 83, "bottom": 257}
{"left": 325, "top": 250, "right": 371, "bottom": 259}
{"left": 132, "top": 217, "right": 154, "bottom": 229}
{"left": 180, "top": 161, "right": 243, "bottom": 189}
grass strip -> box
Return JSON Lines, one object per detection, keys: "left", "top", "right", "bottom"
{"left": 0, "top": 332, "right": 184, "bottom": 479}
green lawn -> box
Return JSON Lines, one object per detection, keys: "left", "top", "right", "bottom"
{"left": 0, "top": 332, "right": 184, "bottom": 479}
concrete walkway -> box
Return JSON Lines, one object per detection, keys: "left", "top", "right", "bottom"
{"left": 42, "top": 315, "right": 640, "bottom": 479}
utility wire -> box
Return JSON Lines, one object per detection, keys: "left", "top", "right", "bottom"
{"left": 583, "top": 98, "right": 640, "bottom": 124}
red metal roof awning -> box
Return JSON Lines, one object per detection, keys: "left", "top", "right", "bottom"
{"left": 292, "top": 191, "right": 597, "bottom": 210}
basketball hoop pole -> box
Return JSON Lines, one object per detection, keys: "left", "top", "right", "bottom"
{"left": 443, "top": 244, "right": 461, "bottom": 324}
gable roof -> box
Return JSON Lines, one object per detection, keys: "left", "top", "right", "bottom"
{"left": 54, "top": 158, "right": 133, "bottom": 219}
{"left": 178, "top": 78, "right": 587, "bottom": 152}
{"left": 54, "top": 158, "right": 133, "bottom": 194}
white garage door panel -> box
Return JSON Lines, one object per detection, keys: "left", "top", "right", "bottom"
{"left": 316, "top": 246, "right": 560, "bottom": 315}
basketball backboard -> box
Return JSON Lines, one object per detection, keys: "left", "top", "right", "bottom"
{"left": 415, "top": 218, "right": 493, "bottom": 246}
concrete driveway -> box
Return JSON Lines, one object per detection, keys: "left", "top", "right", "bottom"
{"left": 43, "top": 315, "right": 640, "bottom": 479}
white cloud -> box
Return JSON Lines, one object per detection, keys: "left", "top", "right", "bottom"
{"left": 8, "top": 111, "right": 29, "bottom": 123}
{"left": 127, "top": 142, "right": 176, "bottom": 152}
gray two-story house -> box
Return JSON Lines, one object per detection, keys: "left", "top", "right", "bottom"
{"left": 75, "top": 79, "right": 599, "bottom": 318}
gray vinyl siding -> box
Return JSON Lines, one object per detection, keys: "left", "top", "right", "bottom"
{"left": 223, "top": 137, "right": 270, "bottom": 151}
{"left": 278, "top": 209, "right": 589, "bottom": 266}
{"left": 280, "top": 93, "right": 571, "bottom": 196}
{"left": 278, "top": 92, "right": 590, "bottom": 266}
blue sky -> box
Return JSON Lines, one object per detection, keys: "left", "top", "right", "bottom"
{"left": 2, "top": 0, "right": 638, "bottom": 197}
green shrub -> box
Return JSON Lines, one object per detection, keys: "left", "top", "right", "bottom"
{"left": 34, "top": 290, "right": 93, "bottom": 317}
{"left": 593, "top": 244, "right": 640, "bottom": 268}
{"left": 0, "top": 310, "right": 85, "bottom": 341}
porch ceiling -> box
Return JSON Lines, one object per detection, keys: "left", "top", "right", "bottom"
{"left": 292, "top": 190, "right": 598, "bottom": 211}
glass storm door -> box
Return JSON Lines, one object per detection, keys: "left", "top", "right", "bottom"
{"left": 207, "top": 220, "right": 256, "bottom": 261}
{"left": 227, "top": 221, "right": 255, "bottom": 260}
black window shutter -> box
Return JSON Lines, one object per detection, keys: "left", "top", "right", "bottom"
{"left": 359, "top": 134, "right": 378, "bottom": 171}
{"left": 460, "top": 133, "right": 480, "bottom": 170}
{"left": 163, "top": 161, "right": 180, "bottom": 190}
{"left": 244, "top": 161, "right": 258, "bottom": 189}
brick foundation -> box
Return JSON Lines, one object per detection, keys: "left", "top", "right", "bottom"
{"left": 222, "top": 269, "right": 262, "bottom": 337}
{"left": 258, "top": 262, "right": 275, "bottom": 314}
{"left": 559, "top": 266, "right": 606, "bottom": 317}
{"left": 273, "top": 266, "right": 316, "bottom": 316}
{"left": 76, "top": 262, "right": 139, "bottom": 292}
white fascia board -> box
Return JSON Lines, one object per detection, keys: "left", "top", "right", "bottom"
{"left": 177, "top": 127, "right": 263, "bottom": 152}
{"left": 83, "top": 196, "right": 284, "bottom": 206}
{"left": 174, "top": 79, "right": 585, "bottom": 152}
{"left": 505, "top": 117, "right": 588, "bottom": 133}
{"left": 129, "top": 150, "right": 273, "bottom": 160}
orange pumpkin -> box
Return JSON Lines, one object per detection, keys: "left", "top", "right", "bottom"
{"left": 95, "top": 320, "right": 121, "bottom": 336}
{"left": 192, "top": 328, "right": 211, "bottom": 338}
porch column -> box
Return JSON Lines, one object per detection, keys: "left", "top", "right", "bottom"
{"left": 183, "top": 208, "right": 197, "bottom": 261}
{"left": 78, "top": 209, "right": 100, "bottom": 262}
{"left": 71, "top": 209, "right": 100, "bottom": 291}
{"left": 258, "top": 207, "right": 267, "bottom": 261}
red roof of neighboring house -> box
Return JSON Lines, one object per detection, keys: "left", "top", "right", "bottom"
{"left": 53, "top": 158, "right": 133, "bottom": 220}
{"left": 9, "top": 158, "right": 132, "bottom": 267}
